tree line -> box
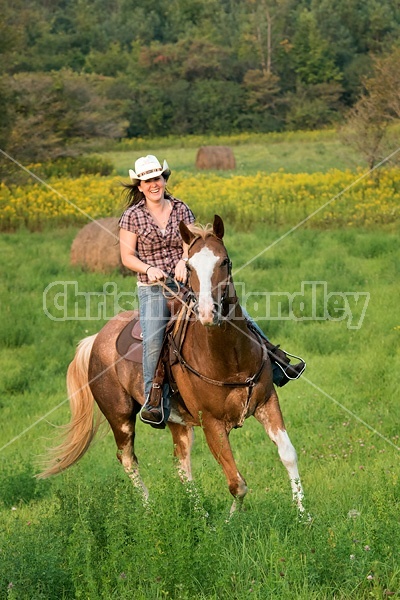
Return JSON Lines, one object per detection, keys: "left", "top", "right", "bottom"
{"left": 1, "top": 0, "right": 399, "bottom": 162}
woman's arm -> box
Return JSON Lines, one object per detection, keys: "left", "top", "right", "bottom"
{"left": 119, "top": 228, "right": 165, "bottom": 281}
{"left": 174, "top": 241, "right": 190, "bottom": 283}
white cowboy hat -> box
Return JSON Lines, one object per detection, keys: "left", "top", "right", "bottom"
{"left": 128, "top": 155, "right": 171, "bottom": 185}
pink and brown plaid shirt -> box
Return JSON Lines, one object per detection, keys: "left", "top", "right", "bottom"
{"left": 119, "top": 195, "right": 195, "bottom": 283}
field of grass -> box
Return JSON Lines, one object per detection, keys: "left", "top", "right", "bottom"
{"left": 102, "top": 130, "right": 364, "bottom": 177}
{"left": 1, "top": 219, "right": 399, "bottom": 598}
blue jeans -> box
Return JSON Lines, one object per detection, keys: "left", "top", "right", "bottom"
{"left": 137, "top": 280, "right": 178, "bottom": 413}
{"left": 241, "top": 307, "right": 284, "bottom": 386}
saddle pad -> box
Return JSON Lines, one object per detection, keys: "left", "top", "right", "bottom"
{"left": 116, "top": 310, "right": 143, "bottom": 363}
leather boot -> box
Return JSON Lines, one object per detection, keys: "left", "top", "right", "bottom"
{"left": 140, "top": 384, "right": 166, "bottom": 429}
{"left": 262, "top": 340, "right": 306, "bottom": 387}
{"left": 276, "top": 361, "right": 306, "bottom": 387}
{"left": 246, "top": 320, "right": 306, "bottom": 385}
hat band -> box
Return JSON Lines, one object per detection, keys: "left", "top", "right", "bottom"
{"left": 137, "top": 167, "right": 162, "bottom": 178}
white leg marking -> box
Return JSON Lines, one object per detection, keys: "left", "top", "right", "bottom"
{"left": 175, "top": 428, "right": 194, "bottom": 482}
{"left": 229, "top": 472, "right": 248, "bottom": 516}
{"left": 270, "top": 429, "right": 305, "bottom": 512}
{"left": 190, "top": 247, "right": 219, "bottom": 325}
{"left": 119, "top": 428, "right": 149, "bottom": 501}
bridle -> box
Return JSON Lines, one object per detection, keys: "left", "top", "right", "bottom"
{"left": 185, "top": 235, "right": 235, "bottom": 320}
{"left": 164, "top": 234, "right": 267, "bottom": 416}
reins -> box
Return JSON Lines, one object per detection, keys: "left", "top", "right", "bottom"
{"left": 150, "top": 237, "right": 268, "bottom": 412}
{"left": 169, "top": 331, "right": 266, "bottom": 390}
{"left": 155, "top": 277, "right": 196, "bottom": 314}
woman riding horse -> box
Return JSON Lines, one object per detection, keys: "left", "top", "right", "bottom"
{"left": 38, "top": 214, "right": 306, "bottom": 515}
{"left": 119, "top": 155, "right": 305, "bottom": 428}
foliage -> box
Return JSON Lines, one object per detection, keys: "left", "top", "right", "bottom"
{"left": 0, "top": 225, "right": 399, "bottom": 598}
{"left": 1, "top": 167, "right": 399, "bottom": 232}
{"left": 285, "top": 82, "right": 344, "bottom": 131}
{"left": 290, "top": 9, "right": 342, "bottom": 86}
{"left": 366, "top": 47, "right": 400, "bottom": 121}
{"left": 3, "top": 69, "right": 128, "bottom": 163}
{"left": 340, "top": 48, "right": 400, "bottom": 169}
{"left": 27, "top": 156, "right": 115, "bottom": 180}
{"left": 1, "top": 0, "right": 400, "bottom": 154}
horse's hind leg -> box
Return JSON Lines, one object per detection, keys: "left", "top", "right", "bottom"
{"left": 113, "top": 413, "right": 149, "bottom": 502}
{"left": 168, "top": 422, "right": 194, "bottom": 481}
{"left": 92, "top": 383, "right": 149, "bottom": 500}
{"left": 254, "top": 392, "right": 305, "bottom": 513}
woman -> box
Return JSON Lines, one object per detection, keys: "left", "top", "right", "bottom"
{"left": 119, "top": 155, "right": 305, "bottom": 429}
{"left": 119, "top": 155, "right": 195, "bottom": 428}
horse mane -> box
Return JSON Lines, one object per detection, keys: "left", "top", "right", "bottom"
{"left": 188, "top": 222, "right": 216, "bottom": 240}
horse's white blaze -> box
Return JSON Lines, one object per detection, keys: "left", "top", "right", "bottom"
{"left": 190, "top": 246, "right": 219, "bottom": 325}
{"left": 270, "top": 428, "right": 305, "bottom": 511}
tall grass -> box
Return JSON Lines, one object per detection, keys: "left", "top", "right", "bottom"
{"left": 0, "top": 226, "right": 399, "bottom": 599}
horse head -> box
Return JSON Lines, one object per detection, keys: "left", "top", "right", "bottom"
{"left": 179, "top": 215, "right": 234, "bottom": 326}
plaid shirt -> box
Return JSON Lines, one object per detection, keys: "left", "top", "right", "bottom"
{"left": 119, "top": 195, "right": 195, "bottom": 283}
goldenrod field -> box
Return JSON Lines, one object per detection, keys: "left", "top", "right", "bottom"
{"left": 1, "top": 169, "right": 399, "bottom": 231}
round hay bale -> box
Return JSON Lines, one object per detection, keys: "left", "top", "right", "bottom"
{"left": 70, "top": 217, "right": 129, "bottom": 274}
{"left": 195, "top": 146, "right": 236, "bottom": 170}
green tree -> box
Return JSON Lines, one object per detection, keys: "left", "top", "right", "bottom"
{"left": 4, "top": 70, "right": 128, "bottom": 163}
{"left": 290, "top": 9, "right": 342, "bottom": 85}
{"left": 340, "top": 47, "right": 400, "bottom": 170}
{"left": 285, "top": 82, "right": 344, "bottom": 130}
{"left": 365, "top": 47, "right": 400, "bottom": 120}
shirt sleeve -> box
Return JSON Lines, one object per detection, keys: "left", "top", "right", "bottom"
{"left": 182, "top": 203, "right": 195, "bottom": 224}
{"left": 118, "top": 207, "right": 136, "bottom": 232}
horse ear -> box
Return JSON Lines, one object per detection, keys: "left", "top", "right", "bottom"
{"left": 213, "top": 214, "right": 224, "bottom": 240}
{"left": 179, "top": 220, "right": 196, "bottom": 245}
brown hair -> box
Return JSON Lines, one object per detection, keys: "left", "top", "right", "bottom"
{"left": 121, "top": 174, "right": 172, "bottom": 209}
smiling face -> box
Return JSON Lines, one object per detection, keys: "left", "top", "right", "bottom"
{"left": 138, "top": 175, "right": 166, "bottom": 204}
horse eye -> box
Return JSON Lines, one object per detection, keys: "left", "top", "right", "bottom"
{"left": 221, "top": 258, "right": 229, "bottom": 267}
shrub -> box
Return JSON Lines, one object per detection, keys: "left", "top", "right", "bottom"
{"left": 28, "top": 155, "right": 115, "bottom": 179}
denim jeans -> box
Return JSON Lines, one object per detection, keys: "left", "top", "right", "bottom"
{"left": 241, "top": 307, "right": 284, "bottom": 386}
{"left": 137, "top": 280, "right": 178, "bottom": 410}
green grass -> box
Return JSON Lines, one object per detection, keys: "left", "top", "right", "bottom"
{"left": 102, "top": 131, "right": 364, "bottom": 177}
{"left": 0, "top": 225, "right": 399, "bottom": 599}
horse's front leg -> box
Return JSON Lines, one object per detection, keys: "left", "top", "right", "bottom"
{"left": 168, "top": 422, "right": 194, "bottom": 481}
{"left": 254, "top": 392, "right": 305, "bottom": 513}
{"left": 202, "top": 416, "right": 248, "bottom": 515}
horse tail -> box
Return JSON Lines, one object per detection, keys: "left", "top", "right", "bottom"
{"left": 37, "top": 334, "right": 103, "bottom": 478}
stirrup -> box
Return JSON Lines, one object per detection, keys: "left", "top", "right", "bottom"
{"left": 275, "top": 350, "right": 306, "bottom": 380}
{"left": 139, "top": 388, "right": 165, "bottom": 426}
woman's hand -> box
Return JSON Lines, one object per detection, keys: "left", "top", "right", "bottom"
{"left": 174, "top": 258, "right": 188, "bottom": 283}
{"left": 146, "top": 266, "right": 166, "bottom": 282}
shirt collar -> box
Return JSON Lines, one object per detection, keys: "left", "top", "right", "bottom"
{"left": 136, "top": 195, "right": 176, "bottom": 209}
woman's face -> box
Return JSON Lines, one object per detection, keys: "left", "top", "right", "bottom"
{"left": 138, "top": 175, "right": 166, "bottom": 203}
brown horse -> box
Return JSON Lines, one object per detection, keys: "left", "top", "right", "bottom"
{"left": 39, "top": 215, "right": 305, "bottom": 515}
